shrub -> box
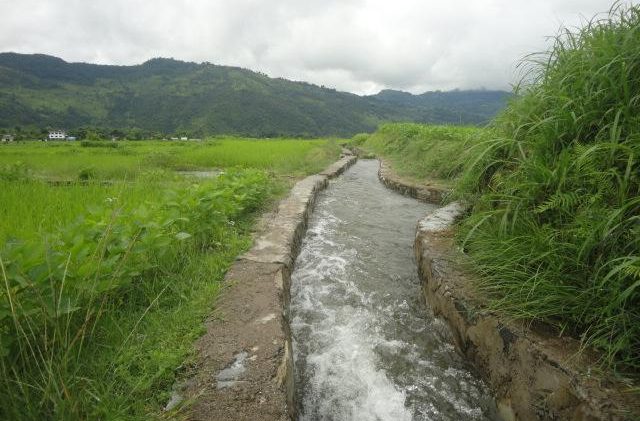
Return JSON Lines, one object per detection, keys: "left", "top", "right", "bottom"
{"left": 350, "top": 133, "right": 369, "bottom": 146}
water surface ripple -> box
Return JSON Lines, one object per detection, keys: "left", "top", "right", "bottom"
{"left": 290, "top": 160, "right": 497, "bottom": 421}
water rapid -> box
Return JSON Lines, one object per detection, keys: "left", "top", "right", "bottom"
{"left": 290, "top": 160, "right": 497, "bottom": 421}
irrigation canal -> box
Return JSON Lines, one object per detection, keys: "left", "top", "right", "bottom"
{"left": 290, "top": 160, "right": 497, "bottom": 420}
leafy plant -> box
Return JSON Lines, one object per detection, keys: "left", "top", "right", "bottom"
{"left": 0, "top": 169, "right": 272, "bottom": 419}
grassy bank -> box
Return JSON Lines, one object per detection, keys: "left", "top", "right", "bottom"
{"left": 352, "top": 123, "right": 483, "bottom": 186}
{"left": 358, "top": 4, "right": 640, "bottom": 376}
{"left": 0, "top": 138, "right": 340, "bottom": 420}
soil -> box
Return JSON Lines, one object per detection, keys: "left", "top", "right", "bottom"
{"left": 185, "top": 261, "right": 291, "bottom": 421}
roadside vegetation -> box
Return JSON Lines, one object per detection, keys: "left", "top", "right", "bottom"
{"left": 0, "top": 138, "right": 340, "bottom": 420}
{"left": 356, "top": 3, "right": 640, "bottom": 376}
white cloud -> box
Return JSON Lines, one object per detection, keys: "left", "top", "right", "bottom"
{"left": 0, "top": 0, "right": 621, "bottom": 94}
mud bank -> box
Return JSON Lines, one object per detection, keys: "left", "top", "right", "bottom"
{"left": 378, "top": 160, "right": 638, "bottom": 421}
{"left": 182, "top": 152, "right": 356, "bottom": 421}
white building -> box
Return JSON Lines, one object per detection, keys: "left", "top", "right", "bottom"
{"left": 48, "top": 130, "right": 66, "bottom": 140}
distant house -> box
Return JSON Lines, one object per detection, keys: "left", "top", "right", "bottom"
{"left": 66, "top": 136, "right": 77, "bottom": 141}
{"left": 1, "top": 134, "right": 14, "bottom": 142}
{"left": 48, "top": 130, "right": 66, "bottom": 140}
{"left": 180, "top": 136, "right": 188, "bottom": 141}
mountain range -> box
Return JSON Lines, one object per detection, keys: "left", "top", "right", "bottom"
{"left": 0, "top": 53, "right": 510, "bottom": 137}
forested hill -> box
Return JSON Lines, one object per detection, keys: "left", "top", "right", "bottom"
{"left": 0, "top": 53, "right": 510, "bottom": 137}
{"left": 367, "top": 89, "right": 510, "bottom": 124}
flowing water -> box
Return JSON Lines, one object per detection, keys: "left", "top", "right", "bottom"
{"left": 290, "top": 160, "right": 497, "bottom": 421}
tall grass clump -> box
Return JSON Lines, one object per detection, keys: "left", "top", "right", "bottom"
{"left": 457, "top": 3, "right": 640, "bottom": 373}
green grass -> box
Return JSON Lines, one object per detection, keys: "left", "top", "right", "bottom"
{"left": 0, "top": 137, "right": 339, "bottom": 180}
{"left": 352, "top": 123, "right": 483, "bottom": 185}
{"left": 0, "top": 137, "right": 341, "bottom": 420}
{"left": 456, "top": 4, "right": 640, "bottom": 374}
{"left": 0, "top": 179, "right": 160, "bottom": 243}
{"left": 0, "top": 138, "right": 340, "bottom": 242}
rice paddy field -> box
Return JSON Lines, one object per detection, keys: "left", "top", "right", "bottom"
{"left": 0, "top": 138, "right": 340, "bottom": 420}
{"left": 0, "top": 138, "right": 337, "bottom": 241}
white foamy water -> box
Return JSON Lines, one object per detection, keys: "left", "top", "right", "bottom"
{"left": 290, "top": 160, "right": 497, "bottom": 421}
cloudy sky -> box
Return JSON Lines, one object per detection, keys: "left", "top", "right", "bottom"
{"left": 0, "top": 0, "right": 620, "bottom": 94}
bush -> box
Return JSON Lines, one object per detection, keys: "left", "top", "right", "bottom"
{"left": 457, "top": 4, "right": 640, "bottom": 372}
{"left": 350, "top": 133, "right": 369, "bottom": 146}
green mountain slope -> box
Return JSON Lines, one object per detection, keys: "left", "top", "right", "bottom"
{"left": 368, "top": 89, "right": 511, "bottom": 124}
{"left": 0, "top": 53, "right": 510, "bottom": 137}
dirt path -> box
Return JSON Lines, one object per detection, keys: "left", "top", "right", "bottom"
{"left": 176, "top": 153, "right": 356, "bottom": 421}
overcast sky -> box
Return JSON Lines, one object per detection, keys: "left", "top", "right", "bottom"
{"left": 0, "top": 0, "right": 622, "bottom": 94}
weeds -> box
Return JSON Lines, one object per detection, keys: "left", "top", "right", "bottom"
{"left": 0, "top": 170, "right": 273, "bottom": 419}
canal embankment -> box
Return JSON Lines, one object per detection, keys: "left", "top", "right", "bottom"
{"left": 378, "top": 158, "right": 639, "bottom": 421}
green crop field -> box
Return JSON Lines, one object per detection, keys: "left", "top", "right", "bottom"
{"left": 0, "top": 137, "right": 338, "bottom": 179}
{"left": 0, "top": 138, "right": 340, "bottom": 420}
